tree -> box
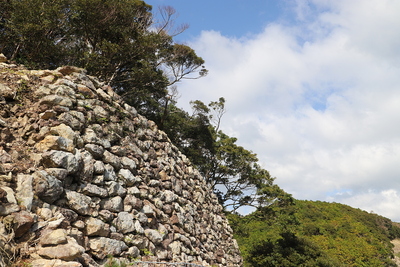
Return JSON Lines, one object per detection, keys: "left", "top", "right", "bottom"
{"left": 0, "top": 0, "right": 206, "bottom": 122}
{"left": 0, "top": 0, "right": 70, "bottom": 68}
{"left": 162, "top": 97, "right": 289, "bottom": 212}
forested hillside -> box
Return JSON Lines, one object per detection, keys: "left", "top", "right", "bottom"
{"left": 229, "top": 200, "right": 400, "bottom": 266}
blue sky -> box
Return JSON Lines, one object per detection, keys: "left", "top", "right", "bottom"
{"left": 146, "top": 0, "right": 400, "bottom": 221}
{"left": 146, "top": 0, "right": 284, "bottom": 41}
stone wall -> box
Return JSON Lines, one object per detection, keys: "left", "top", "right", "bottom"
{"left": 0, "top": 59, "right": 242, "bottom": 267}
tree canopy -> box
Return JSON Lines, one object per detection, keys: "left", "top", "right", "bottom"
{"left": 0, "top": 0, "right": 206, "bottom": 121}
{"left": 161, "top": 97, "right": 291, "bottom": 212}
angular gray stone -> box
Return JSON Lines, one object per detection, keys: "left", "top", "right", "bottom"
{"left": 37, "top": 237, "right": 85, "bottom": 261}
{"left": 33, "top": 170, "right": 63, "bottom": 204}
{"left": 0, "top": 203, "right": 19, "bottom": 216}
{"left": 169, "top": 241, "right": 182, "bottom": 255}
{"left": 103, "top": 164, "right": 117, "bottom": 181}
{"left": 123, "top": 103, "right": 137, "bottom": 116}
{"left": 41, "top": 150, "right": 80, "bottom": 174}
{"left": 16, "top": 174, "right": 33, "bottom": 211}
{"left": 0, "top": 149, "right": 12, "bottom": 163}
{"left": 144, "top": 229, "right": 163, "bottom": 245}
{"left": 45, "top": 168, "right": 68, "bottom": 181}
{"left": 79, "top": 183, "right": 108, "bottom": 198}
{"left": 123, "top": 195, "right": 142, "bottom": 211}
{"left": 93, "top": 105, "right": 109, "bottom": 118}
{"left": 160, "top": 190, "right": 177, "bottom": 203}
{"left": 65, "top": 190, "right": 92, "bottom": 215}
{"left": 134, "top": 220, "right": 144, "bottom": 234}
{"left": 102, "top": 150, "right": 121, "bottom": 170}
{"left": 35, "top": 135, "right": 75, "bottom": 152}
{"left": 93, "top": 160, "right": 105, "bottom": 174}
{"left": 82, "top": 128, "right": 110, "bottom": 148}
{"left": 120, "top": 157, "right": 137, "bottom": 171}
{"left": 118, "top": 168, "right": 141, "bottom": 186}
{"left": 89, "top": 237, "right": 128, "bottom": 259}
{"left": 105, "top": 181, "right": 126, "bottom": 197}
{"left": 49, "top": 124, "right": 77, "bottom": 144}
{"left": 0, "top": 83, "right": 15, "bottom": 99}
{"left": 79, "top": 150, "right": 94, "bottom": 181}
{"left": 39, "top": 94, "right": 73, "bottom": 108}
{"left": 85, "top": 217, "right": 110, "bottom": 237}
{"left": 47, "top": 83, "right": 77, "bottom": 97}
{"left": 98, "top": 210, "right": 113, "bottom": 222}
{"left": 125, "top": 246, "right": 140, "bottom": 258}
{"left": 84, "top": 144, "right": 104, "bottom": 159}
{"left": 31, "top": 259, "right": 83, "bottom": 267}
{"left": 124, "top": 234, "right": 148, "bottom": 249}
{"left": 59, "top": 111, "right": 85, "bottom": 130}
{"left": 0, "top": 117, "right": 6, "bottom": 127}
{"left": 113, "top": 212, "right": 135, "bottom": 234}
{"left": 142, "top": 204, "right": 154, "bottom": 217}
{"left": 39, "top": 229, "right": 68, "bottom": 245}
{"left": 136, "top": 212, "right": 147, "bottom": 225}
{"left": 100, "top": 196, "right": 123, "bottom": 212}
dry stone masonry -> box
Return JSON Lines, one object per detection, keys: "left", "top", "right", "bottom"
{"left": 0, "top": 56, "right": 242, "bottom": 267}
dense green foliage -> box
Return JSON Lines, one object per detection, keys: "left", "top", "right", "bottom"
{"left": 0, "top": 0, "right": 206, "bottom": 122}
{"left": 230, "top": 200, "right": 400, "bottom": 267}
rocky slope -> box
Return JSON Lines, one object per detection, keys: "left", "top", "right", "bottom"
{"left": 0, "top": 56, "right": 242, "bottom": 267}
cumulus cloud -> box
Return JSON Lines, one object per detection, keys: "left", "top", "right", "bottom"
{"left": 176, "top": 0, "right": 400, "bottom": 220}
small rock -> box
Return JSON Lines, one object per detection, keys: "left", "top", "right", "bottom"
{"left": 35, "top": 135, "right": 75, "bottom": 152}
{"left": 100, "top": 196, "right": 123, "bottom": 212}
{"left": 13, "top": 210, "right": 34, "bottom": 238}
{"left": 0, "top": 149, "right": 12, "bottom": 163}
{"left": 39, "top": 110, "right": 57, "bottom": 120}
{"left": 84, "top": 217, "right": 110, "bottom": 237}
{"left": 77, "top": 84, "right": 96, "bottom": 98}
{"left": 37, "top": 237, "right": 85, "bottom": 261}
{"left": 84, "top": 144, "right": 104, "bottom": 159}
{"left": 56, "top": 66, "right": 84, "bottom": 76}
{"left": 0, "top": 53, "right": 7, "bottom": 63}
{"left": 16, "top": 174, "right": 34, "bottom": 211}
{"left": 0, "top": 117, "right": 6, "bottom": 127}
{"left": 102, "top": 150, "right": 121, "bottom": 170}
{"left": 49, "top": 124, "right": 77, "bottom": 144}
{"left": 0, "top": 83, "right": 14, "bottom": 99}
{"left": 41, "top": 150, "right": 80, "bottom": 174}
{"left": 118, "top": 169, "right": 141, "bottom": 186}
{"left": 39, "top": 229, "right": 68, "bottom": 245}
{"left": 65, "top": 191, "right": 93, "bottom": 215}
{"left": 105, "top": 181, "right": 126, "bottom": 197}
{"left": 144, "top": 229, "right": 163, "bottom": 245}
{"left": 31, "top": 259, "right": 83, "bottom": 267}
{"left": 39, "top": 95, "right": 73, "bottom": 108}
{"left": 89, "top": 237, "right": 128, "bottom": 259}
{"left": 79, "top": 183, "right": 108, "bottom": 198}
{"left": 33, "top": 170, "right": 63, "bottom": 204}
{"left": 113, "top": 212, "right": 135, "bottom": 234}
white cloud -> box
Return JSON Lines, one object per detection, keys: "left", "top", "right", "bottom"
{"left": 176, "top": 0, "right": 400, "bottom": 221}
